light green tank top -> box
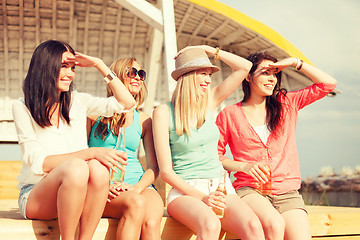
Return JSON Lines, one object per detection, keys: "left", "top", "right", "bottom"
{"left": 168, "top": 102, "right": 222, "bottom": 180}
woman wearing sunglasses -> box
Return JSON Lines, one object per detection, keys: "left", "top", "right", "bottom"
{"left": 152, "top": 45, "right": 265, "bottom": 240}
{"left": 88, "top": 58, "right": 163, "bottom": 240}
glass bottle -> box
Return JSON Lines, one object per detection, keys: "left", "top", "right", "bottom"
{"left": 213, "top": 170, "right": 227, "bottom": 218}
{"left": 261, "top": 164, "right": 271, "bottom": 195}
{"left": 110, "top": 127, "right": 126, "bottom": 183}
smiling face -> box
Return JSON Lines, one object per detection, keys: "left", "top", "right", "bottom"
{"left": 248, "top": 60, "right": 278, "bottom": 97}
{"left": 195, "top": 67, "right": 212, "bottom": 96}
{"left": 124, "top": 61, "right": 144, "bottom": 96}
{"left": 57, "top": 51, "right": 75, "bottom": 94}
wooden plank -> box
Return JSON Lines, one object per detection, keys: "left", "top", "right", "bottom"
{"left": 307, "top": 205, "right": 360, "bottom": 236}
{"left": 114, "top": 0, "right": 163, "bottom": 30}
{"left": 161, "top": 0, "right": 177, "bottom": 96}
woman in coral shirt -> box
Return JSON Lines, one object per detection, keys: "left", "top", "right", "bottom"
{"left": 216, "top": 52, "right": 337, "bottom": 240}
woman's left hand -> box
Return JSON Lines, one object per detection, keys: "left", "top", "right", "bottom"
{"left": 72, "top": 52, "right": 103, "bottom": 68}
{"left": 266, "top": 57, "right": 297, "bottom": 72}
{"left": 107, "top": 182, "right": 134, "bottom": 202}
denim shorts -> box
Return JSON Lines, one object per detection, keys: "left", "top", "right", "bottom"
{"left": 18, "top": 184, "right": 35, "bottom": 219}
{"left": 167, "top": 175, "right": 236, "bottom": 206}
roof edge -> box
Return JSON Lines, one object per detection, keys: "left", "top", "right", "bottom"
{"left": 187, "top": 0, "right": 312, "bottom": 64}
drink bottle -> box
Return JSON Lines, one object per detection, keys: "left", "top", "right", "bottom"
{"left": 213, "top": 170, "right": 227, "bottom": 218}
{"left": 261, "top": 164, "right": 271, "bottom": 195}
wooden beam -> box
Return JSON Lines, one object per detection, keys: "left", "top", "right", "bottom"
{"left": 114, "top": 0, "right": 163, "bottom": 30}
{"left": 96, "top": 0, "right": 107, "bottom": 96}
{"left": 2, "top": 0, "right": 9, "bottom": 103}
{"left": 18, "top": 0, "right": 24, "bottom": 87}
{"left": 129, "top": 17, "right": 138, "bottom": 57}
{"left": 161, "top": 0, "right": 177, "bottom": 96}
{"left": 113, "top": 5, "right": 123, "bottom": 60}
{"left": 52, "top": 0, "right": 57, "bottom": 39}
{"left": 206, "top": 18, "right": 230, "bottom": 40}
{"left": 192, "top": 12, "right": 210, "bottom": 37}
{"left": 176, "top": 4, "right": 194, "bottom": 34}
{"left": 218, "top": 28, "right": 246, "bottom": 46}
{"left": 143, "top": 28, "right": 163, "bottom": 116}
{"left": 81, "top": 0, "right": 91, "bottom": 85}
{"left": 35, "top": 0, "right": 40, "bottom": 46}
{"left": 69, "top": 0, "right": 75, "bottom": 46}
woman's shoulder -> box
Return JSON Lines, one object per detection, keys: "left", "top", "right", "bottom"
{"left": 220, "top": 102, "right": 241, "bottom": 114}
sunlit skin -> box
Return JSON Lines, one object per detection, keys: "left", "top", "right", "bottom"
{"left": 247, "top": 60, "right": 278, "bottom": 98}
{"left": 58, "top": 51, "right": 76, "bottom": 94}
{"left": 195, "top": 68, "right": 212, "bottom": 96}
{"left": 124, "top": 62, "right": 144, "bottom": 96}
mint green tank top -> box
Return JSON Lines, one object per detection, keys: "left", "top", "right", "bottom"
{"left": 88, "top": 110, "right": 145, "bottom": 185}
{"left": 168, "top": 102, "right": 222, "bottom": 180}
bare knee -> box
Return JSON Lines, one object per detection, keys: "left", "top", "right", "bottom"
{"left": 61, "top": 159, "right": 89, "bottom": 188}
{"left": 123, "top": 193, "right": 146, "bottom": 221}
{"left": 88, "top": 160, "right": 109, "bottom": 189}
{"left": 142, "top": 216, "right": 161, "bottom": 237}
{"left": 263, "top": 215, "right": 285, "bottom": 238}
{"left": 197, "top": 216, "right": 221, "bottom": 238}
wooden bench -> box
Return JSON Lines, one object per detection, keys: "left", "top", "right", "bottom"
{"left": 1, "top": 160, "right": 360, "bottom": 239}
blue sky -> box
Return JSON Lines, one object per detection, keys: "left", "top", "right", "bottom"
{"left": 219, "top": 0, "right": 360, "bottom": 177}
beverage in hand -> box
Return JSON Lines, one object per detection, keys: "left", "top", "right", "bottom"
{"left": 261, "top": 164, "right": 271, "bottom": 195}
{"left": 111, "top": 127, "right": 126, "bottom": 183}
{"left": 213, "top": 171, "right": 227, "bottom": 218}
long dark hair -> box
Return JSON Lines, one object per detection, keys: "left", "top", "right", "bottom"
{"left": 23, "top": 40, "right": 75, "bottom": 128}
{"left": 242, "top": 51, "right": 287, "bottom": 135}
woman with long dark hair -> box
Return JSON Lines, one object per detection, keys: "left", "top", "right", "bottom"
{"left": 216, "top": 52, "right": 337, "bottom": 240}
{"left": 12, "top": 40, "right": 135, "bottom": 240}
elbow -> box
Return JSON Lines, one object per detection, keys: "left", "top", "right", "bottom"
{"left": 159, "top": 170, "right": 171, "bottom": 183}
{"left": 123, "top": 98, "right": 136, "bottom": 110}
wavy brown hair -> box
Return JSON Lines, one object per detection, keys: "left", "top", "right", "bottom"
{"left": 242, "top": 51, "right": 287, "bottom": 135}
{"left": 94, "top": 58, "right": 147, "bottom": 140}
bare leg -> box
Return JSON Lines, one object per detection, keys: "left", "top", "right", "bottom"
{"left": 167, "top": 196, "right": 221, "bottom": 240}
{"left": 140, "top": 188, "right": 164, "bottom": 240}
{"left": 242, "top": 193, "right": 285, "bottom": 240}
{"left": 26, "top": 159, "right": 90, "bottom": 240}
{"left": 78, "top": 160, "right": 109, "bottom": 240}
{"left": 221, "top": 194, "right": 265, "bottom": 240}
{"left": 103, "top": 190, "right": 146, "bottom": 240}
{"left": 282, "top": 209, "right": 311, "bottom": 240}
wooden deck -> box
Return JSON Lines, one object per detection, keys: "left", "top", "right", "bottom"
{"left": 1, "top": 161, "right": 360, "bottom": 239}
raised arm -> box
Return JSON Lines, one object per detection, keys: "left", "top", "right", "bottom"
{"left": 71, "top": 52, "right": 136, "bottom": 110}
{"left": 268, "top": 57, "right": 337, "bottom": 85}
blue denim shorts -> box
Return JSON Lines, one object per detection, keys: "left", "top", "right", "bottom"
{"left": 18, "top": 184, "right": 35, "bottom": 219}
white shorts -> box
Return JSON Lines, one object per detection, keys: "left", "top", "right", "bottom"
{"left": 167, "top": 175, "right": 236, "bottom": 205}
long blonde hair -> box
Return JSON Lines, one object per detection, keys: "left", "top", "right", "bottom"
{"left": 171, "top": 71, "right": 209, "bottom": 136}
{"left": 95, "top": 57, "right": 148, "bottom": 139}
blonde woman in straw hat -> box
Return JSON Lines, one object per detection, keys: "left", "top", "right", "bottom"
{"left": 153, "top": 45, "right": 265, "bottom": 240}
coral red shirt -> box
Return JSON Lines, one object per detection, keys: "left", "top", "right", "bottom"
{"left": 216, "top": 83, "right": 336, "bottom": 195}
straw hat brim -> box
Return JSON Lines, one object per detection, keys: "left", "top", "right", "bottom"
{"left": 171, "top": 65, "right": 220, "bottom": 81}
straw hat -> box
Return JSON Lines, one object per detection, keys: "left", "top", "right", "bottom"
{"left": 171, "top": 48, "right": 220, "bottom": 81}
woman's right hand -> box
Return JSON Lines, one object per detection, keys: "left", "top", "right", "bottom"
{"left": 202, "top": 191, "right": 226, "bottom": 211}
{"left": 242, "top": 162, "right": 270, "bottom": 184}
{"left": 91, "top": 147, "right": 127, "bottom": 173}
